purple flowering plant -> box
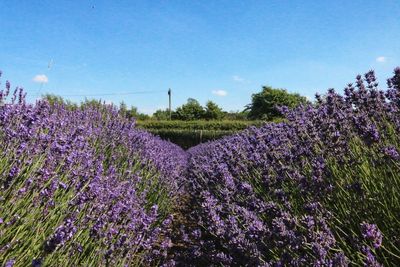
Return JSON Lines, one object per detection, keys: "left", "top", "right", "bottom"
{"left": 1, "top": 68, "right": 400, "bottom": 266}
{"left": 181, "top": 68, "right": 400, "bottom": 266}
{"left": 0, "top": 73, "right": 187, "bottom": 266}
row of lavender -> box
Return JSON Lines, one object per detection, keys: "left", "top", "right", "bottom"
{"left": 2, "top": 68, "right": 400, "bottom": 266}
{"left": 184, "top": 69, "right": 400, "bottom": 266}
{"left": 0, "top": 73, "right": 187, "bottom": 266}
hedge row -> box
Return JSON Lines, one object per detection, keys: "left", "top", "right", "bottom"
{"left": 144, "top": 129, "right": 235, "bottom": 149}
{"left": 136, "top": 120, "right": 268, "bottom": 131}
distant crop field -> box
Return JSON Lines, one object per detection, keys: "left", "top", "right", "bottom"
{"left": 136, "top": 120, "right": 266, "bottom": 131}
{"left": 136, "top": 120, "right": 270, "bottom": 148}
{"left": 145, "top": 129, "right": 235, "bottom": 149}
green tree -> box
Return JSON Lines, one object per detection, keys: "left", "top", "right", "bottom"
{"left": 172, "top": 98, "right": 205, "bottom": 120}
{"left": 43, "top": 94, "right": 65, "bottom": 105}
{"left": 126, "top": 106, "right": 150, "bottom": 120}
{"left": 42, "top": 94, "right": 78, "bottom": 110}
{"left": 246, "top": 86, "right": 309, "bottom": 120}
{"left": 224, "top": 110, "right": 249, "bottom": 120}
{"left": 119, "top": 101, "right": 128, "bottom": 117}
{"left": 80, "top": 98, "right": 107, "bottom": 110}
{"left": 204, "top": 101, "right": 225, "bottom": 120}
{"left": 153, "top": 109, "right": 170, "bottom": 120}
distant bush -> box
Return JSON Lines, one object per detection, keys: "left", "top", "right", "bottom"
{"left": 118, "top": 101, "right": 150, "bottom": 120}
{"left": 42, "top": 94, "right": 78, "bottom": 109}
{"left": 204, "top": 101, "right": 225, "bottom": 120}
{"left": 246, "top": 86, "right": 309, "bottom": 120}
{"left": 153, "top": 109, "right": 171, "bottom": 120}
{"left": 224, "top": 110, "right": 250, "bottom": 120}
{"left": 172, "top": 98, "right": 205, "bottom": 120}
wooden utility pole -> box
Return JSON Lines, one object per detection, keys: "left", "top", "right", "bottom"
{"left": 168, "top": 88, "right": 172, "bottom": 120}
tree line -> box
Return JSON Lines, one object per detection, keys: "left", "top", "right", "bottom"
{"left": 43, "top": 85, "right": 309, "bottom": 121}
{"left": 152, "top": 86, "right": 309, "bottom": 120}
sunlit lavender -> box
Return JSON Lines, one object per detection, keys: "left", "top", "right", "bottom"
{"left": 1, "top": 68, "right": 400, "bottom": 266}
{"left": 0, "top": 72, "right": 187, "bottom": 266}
{"left": 182, "top": 68, "right": 400, "bottom": 266}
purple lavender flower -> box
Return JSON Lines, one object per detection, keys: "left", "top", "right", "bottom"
{"left": 332, "top": 252, "right": 349, "bottom": 266}
{"left": 5, "top": 259, "right": 15, "bottom": 267}
{"left": 8, "top": 166, "right": 19, "bottom": 178}
{"left": 32, "top": 259, "right": 42, "bottom": 267}
{"left": 362, "top": 246, "right": 382, "bottom": 267}
{"left": 361, "top": 222, "right": 383, "bottom": 249}
{"left": 382, "top": 145, "right": 400, "bottom": 160}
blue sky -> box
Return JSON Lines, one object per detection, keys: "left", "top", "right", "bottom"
{"left": 0, "top": 1, "right": 399, "bottom": 114}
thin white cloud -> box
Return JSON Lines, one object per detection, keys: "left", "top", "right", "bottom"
{"left": 33, "top": 74, "right": 48, "bottom": 83}
{"left": 376, "top": 56, "right": 386, "bottom": 63}
{"left": 232, "top": 75, "right": 245, "bottom": 83}
{"left": 212, "top": 89, "right": 228, "bottom": 96}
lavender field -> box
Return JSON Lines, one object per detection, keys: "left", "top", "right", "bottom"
{"left": 1, "top": 68, "right": 400, "bottom": 266}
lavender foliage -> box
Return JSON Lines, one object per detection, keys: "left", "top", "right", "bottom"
{"left": 0, "top": 79, "right": 187, "bottom": 266}
{"left": 182, "top": 68, "right": 400, "bottom": 266}
{"left": 1, "top": 68, "right": 400, "bottom": 266}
